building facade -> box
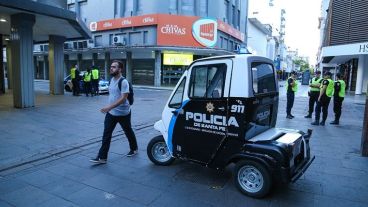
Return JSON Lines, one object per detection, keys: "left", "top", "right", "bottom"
{"left": 318, "top": 0, "right": 368, "bottom": 94}
{"left": 34, "top": 0, "right": 249, "bottom": 87}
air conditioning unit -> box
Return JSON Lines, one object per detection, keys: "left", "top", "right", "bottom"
{"left": 113, "top": 35, "right": 126, "bottom": 46}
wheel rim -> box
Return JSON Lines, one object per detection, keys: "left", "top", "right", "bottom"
{"left": 151, "top": 142, "right": 171, "bottom": 163}
{"left": 237, "top": 165, "right": 264, "bottom": 193}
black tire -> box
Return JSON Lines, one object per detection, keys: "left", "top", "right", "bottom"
{"left": 65, "top": 85, "right": 71, "bottom": 92}
{"left": 147, "top": 135, "right": 175, "bottom": 166}
{"left": 234, "top": 160, "right": 272, "bottom": 198}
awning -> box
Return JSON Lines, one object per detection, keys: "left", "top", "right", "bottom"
{"left": 0, "top": 0, "right": 91, "bottom": 44}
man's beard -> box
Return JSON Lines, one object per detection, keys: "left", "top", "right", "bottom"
{"left": 110, "top": 70, "right": 119, "bottom": 77}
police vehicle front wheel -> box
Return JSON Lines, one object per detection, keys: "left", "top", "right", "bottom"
{"left": 234, "top": 160, "right": 271, "bottom": 198}
{"left": 147, "top": 136, "right": 175, "bottom": 166}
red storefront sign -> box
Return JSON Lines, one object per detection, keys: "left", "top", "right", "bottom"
{"left": 89, "top": 14, "right": 244, "bottom": 47}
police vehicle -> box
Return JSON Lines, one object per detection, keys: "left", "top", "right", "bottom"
{"left": 147, "top": 54, "right": 314, "bottom": 198}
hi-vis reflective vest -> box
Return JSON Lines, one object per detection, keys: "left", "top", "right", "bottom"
{"left": 310, "top": 77, "right": 322, "bottom": 92}
{"left": 71, "top": 68, "right": 76, "bottom": 79}
{"left": 286, "top": 77, "right": 298, "bottom": 92}
{"left": 337, "top": 80, "right": 346, "bottom": 97}
{"left": 323, "top": 79, "right": 334, "bottom": 97}
{"left": 92, "top": 69, "right": 99, "bottom": 80}
{"left": 84, "top": 72, "right": 91, "bottom": 82}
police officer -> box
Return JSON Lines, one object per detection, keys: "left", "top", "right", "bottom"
{"left": 91, "top": 66, "right": 100, "bottom": 96}
{"left": 84, "top": 68, "right": 93, "bottom": 97}
{"left": 286, "top": 71, "right": 298, "bottom": 119}
{"left": 305, "top": 71, "right": 323, "bottom": 118}
{"left": 70, "top": 64, "right": 81, "bottom": 96}
{"left": 330, "top": 73, "right": 346, "bottom": 125}
{"left": 311, "top": 71, "right": 334, "bottom": 126}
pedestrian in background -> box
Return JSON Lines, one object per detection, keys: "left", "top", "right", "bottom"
{"left": 91, "top": 66, "right": 100, "bottom": 96}
{"left": 330, "top": 73, "right": 346, "bottom": 125}
{"left": 71, "top": 64, "right": 80, "bottom": 96}
{"left": 90, "top": 60, "right": 138, "bottom": 164}
{"left": 84, "top": 68, "right": 93, "bottom": 97}
{"left": 311, "top": 71, "right": 334, "bottom": 126}
{"left": 305, "top": 71, "right": 322, "bottom": 118}
{"left": 286, "top": 71, "right": 298, "bottom": 119}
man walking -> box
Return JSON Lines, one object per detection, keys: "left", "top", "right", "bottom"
{"left": 90, "top": 60, "right": 138, "bottom": 164}
{"left": 311, "top": 71, "right": 334, "bottom": 126}
{"left": 71, "top": 64, "right": 80, "bottom": 96}
{"left": 305, "top": 71, "right": 322, "bottom": 118}
{"left": 330, "top": 73, "right": 346, "bottom": 125}
{"left": 286, "top": 71, "right": 298, "bottom": 119}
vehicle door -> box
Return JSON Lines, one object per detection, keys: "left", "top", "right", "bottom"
{"left": 171, "top": 60, "right": 233, "bottom": 165}
{"left": 244, "top": 61, "right": 278, "bottom": 139}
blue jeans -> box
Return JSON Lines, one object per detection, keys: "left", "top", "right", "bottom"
{"left": 98, "top": 112, "right": 138, "bottom": 159}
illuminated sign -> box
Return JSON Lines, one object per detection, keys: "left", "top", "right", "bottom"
{"left": 192, "top": 19, "right": 218, "bottom": 47}
{"left": 163, "top": 54, "right": 193, "bottom": 66}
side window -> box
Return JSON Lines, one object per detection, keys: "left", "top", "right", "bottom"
{"left": 251, "top": 62, "right": 276, "bottom": 94}
{"left": 168, "top": 77, "right": 186, "bottom": 108}
{"left": 189, "top": 64, "right": 226, "bottom": 98}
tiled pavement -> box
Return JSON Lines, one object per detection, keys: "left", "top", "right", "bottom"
{"left": 0, "top": 82, "right": 367, "bottom": 206}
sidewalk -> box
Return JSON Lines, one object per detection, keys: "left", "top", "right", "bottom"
{"left": 0, "top": 83, "right": 367, "bottom": 206}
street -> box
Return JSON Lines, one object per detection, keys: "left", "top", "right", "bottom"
{"left": 0, "top": 81, "right": 367, "bottom": 207}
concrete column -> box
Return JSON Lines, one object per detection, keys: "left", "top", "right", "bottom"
{"left": 48, "top": 35, "right": 66, "bottom": 95}
{"left": 0, "top": 34, "right": 5, "bottom": 94}
{"left": 77, "top": 53, "right": 82, "bottom": 70}
{"left": 10, "top": 13, "right": 36, "bottom": 108}
{"left": 64, "top": 54, "right": 69, "bottom": 78}
{"left": 104, "top": 52, "right": 110, "bottom": 80}
{"left": 92, "top": 53, "right": 98, "bottom": 66}
{"left": 154, "top": 50, "right": 161, "bottom": 87}
{"left": 6, "top": 45, "right": 12, "bottom": 89}
{"left": 126, "top": 51, "right": 132, "bottom": 82}
{"left": 356, "top": 55, "right": 366, "bottom": 95}
{"left": 362, "top": 94, "right": 368, "bottom": 156}
{"left": 44, "top": 55, "right": 49, "bottom": 80}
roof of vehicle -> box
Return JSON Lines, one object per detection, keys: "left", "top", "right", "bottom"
{"left": 191, "top": 54, "right": 273, "bottom": 66}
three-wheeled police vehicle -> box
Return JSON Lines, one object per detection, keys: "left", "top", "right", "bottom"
{"left": 147, "top": 54, "right": 314, "bottom": 198}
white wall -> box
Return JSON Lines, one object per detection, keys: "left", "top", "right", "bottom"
{"left": 247, "top": 19, "right": 268, "bottom": 57}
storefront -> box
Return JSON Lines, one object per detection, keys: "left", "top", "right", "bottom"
{"left": 58, "top": 13, "right": 244, "bottom": 87}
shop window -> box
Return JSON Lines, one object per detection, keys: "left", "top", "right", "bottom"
{"left": 189, "top": 64, "right": 227, "bottom": 99}
{"left": 94, "top": 35, "right": 103, "bottom": 47}
{"left": 199, "top": 0, "right": 208, "bottom": 17}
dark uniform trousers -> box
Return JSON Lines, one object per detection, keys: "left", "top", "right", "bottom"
{"left": 315, "top": 97, "right": 331, "bottom": 122}
{"left": 333, "top": 96, "right": 344, "bottom": 121}
{"left": 286, "top": 91, "right": 295, "bottom": 116}
{"left": 308, "top": 91, "right": 319, "bottom": 115}
{"left": 72, "top": 79, "right": 80, "bottom": 96}
{"left": 98, "top": 112, "right": 138, "bottom": 159}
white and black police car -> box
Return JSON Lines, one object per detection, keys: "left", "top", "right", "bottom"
{"left": 147, "top": 54, "right": 314, "bottom": 198}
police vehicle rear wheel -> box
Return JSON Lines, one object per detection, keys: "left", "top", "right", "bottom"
{"left": 147, "top": 136, "right": 175, "bottom": 166}
{"left": 234, "top": 160, "right": 271, "bottom": 198}
{"left": 65, "top": 85, "right": 71, "bottom": 92}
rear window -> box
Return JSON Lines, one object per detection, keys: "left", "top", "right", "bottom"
{"left": 251, "top": 62, "right": 276, "bottom": 94}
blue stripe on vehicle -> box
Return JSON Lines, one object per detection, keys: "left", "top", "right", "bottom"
{"left": 168, "top": 100, "right": 189, "bottom": 153}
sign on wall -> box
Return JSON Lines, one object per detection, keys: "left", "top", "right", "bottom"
{"left": 89, "top": 14, "right": 245, "bottom": 48}
{"left": 192, "top": 19, "right": 218, "bottom": 47}
{"left": 163, "top": 54, "right": 193, "bottom": 66}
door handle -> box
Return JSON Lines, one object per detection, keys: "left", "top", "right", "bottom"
{"left": 218, "top": 107, "right": 225, "bottom": 111}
